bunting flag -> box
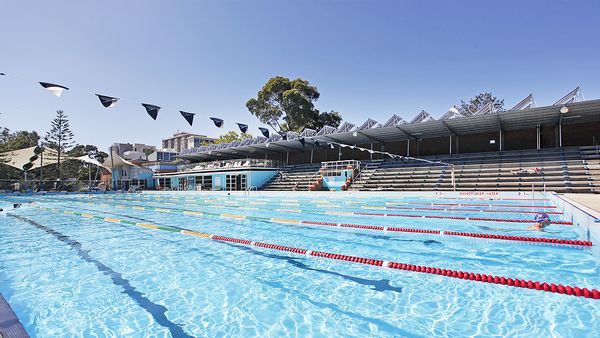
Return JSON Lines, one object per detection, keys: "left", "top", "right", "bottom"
{"left": 180, "top": 111, "right": 195, "bottom": 126}
{"left": 236, "top": 123, "right": 248, "bottom": 133}
{"left": 39, "top": 82, "right": 69, "bottom": 97}
{"left": 280, "top": 133, "right": 288, "bottom": 140}
{"left": 0, "top": 73, "right": 5, "bottom": 76}
{"left": 210, "top": 117, "right": 224, "bottom": 128}
{"left": 96, "top": 94, "right": 119, "bottom": 108}
{"left": 141, "top": 103, "right": 160, "bottom": 120}
{"left": 314, "top": 140, "right": 321, "bottom": 147}
{"left": 258, "top": 127, "right": 270, "bottom": 138}
{"left": 299, "top": 137, "right": 306, "bottom": 146}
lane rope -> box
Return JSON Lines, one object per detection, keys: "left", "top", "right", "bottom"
{"left": 33, "top": 205, "right": 600, "bottom": 300}
{"left": 28, "top": 197, "right": 590, "bottom": 247}
{"left": 77, "top": 195, "right": 573, "bottom": 225}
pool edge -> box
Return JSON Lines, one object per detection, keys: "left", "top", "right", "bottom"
{"left": 0, "top": 292, "right": 29, "bottom": 338}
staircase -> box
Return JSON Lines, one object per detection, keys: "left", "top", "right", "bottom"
{"left": 261, "top": 163, "right": 322, "bottom": 191}
{"left": 348, "top": 159, "right": 384, "bottom": 191}
{"left": 580, "top": 145, "right": 600, "bottom": 193}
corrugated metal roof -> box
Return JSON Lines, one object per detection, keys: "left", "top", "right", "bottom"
{"left": 178, "top": 99, "right": 600, "bottom": 161}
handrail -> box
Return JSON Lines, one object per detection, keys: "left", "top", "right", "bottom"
{"left": 353, "top": 161, "right": 371, "bottom": 183}
{"left": 244, "top": 186, "right": 258, "bottom": 195}
{"left": 307, "top": 169, "right": 322, "bottom": 190}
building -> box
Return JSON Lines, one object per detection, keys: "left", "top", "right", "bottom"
{"left": 111, "top": 142, "right": 156, "bottom": 161}
{"left": 161, "top": 132, "right": 215, "bottom": 153}
{"left": 155, "top": 88, "right": 600, "bottom": 192}
{"left": 147, "top": 150, "right": 178, "bottom": 162}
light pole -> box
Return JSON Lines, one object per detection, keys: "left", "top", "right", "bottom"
{"left": 87, "top": 149, "right": 98, "bottom": 190}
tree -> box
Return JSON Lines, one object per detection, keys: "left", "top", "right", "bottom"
{"left": 460, "top": 93, "right": 505, "bottom": 115}
{"left": 44, "top": 110, "right": 75, "bottom": 179}
{"left": 205, "top": 131, "right": 253, "bottom": 145}
{"left": 246, "top": 76, "right": 342, "bottom": 133}
{"left": 143, "top": 147, "right": 155, "bottom": 158}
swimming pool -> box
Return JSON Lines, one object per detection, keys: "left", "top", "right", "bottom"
{"left": 1, "top": 191, "right": 599, "bottom": 337}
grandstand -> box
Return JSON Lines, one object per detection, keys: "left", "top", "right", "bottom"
{"left": 172, "top": 88, "right": 600, "bottom": 193}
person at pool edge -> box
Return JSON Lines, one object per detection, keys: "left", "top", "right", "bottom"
{"left": 528, "top": 212, "right": 551, "bottom": 231}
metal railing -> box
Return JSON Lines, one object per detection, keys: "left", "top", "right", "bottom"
{"left": 352, "top": 161, "right": 372, "bottom": 184}
{"left": 244, "top": 186, "right": 258, "bottom": 195}
{"left": 306, "top": 169, "right": 323, "bottom": 190}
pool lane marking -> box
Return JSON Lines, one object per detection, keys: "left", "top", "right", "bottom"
{"left": 32, "top": 207, "right": 600, "bottom": 300}
{"left": 89, "top": 195, "right": 570, "bottom": 225}
{"left": 39, "top": 199, "right": 589, "bottom": 247}
{"left": 7, "top": 213, "right": 193, "bottom": 337}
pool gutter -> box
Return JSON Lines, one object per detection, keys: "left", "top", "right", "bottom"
{"left": 550, "top": 192, "right": 600, "bottom": 261}
{"left": 0, "top": 292, "right": 28, "bottom": 338}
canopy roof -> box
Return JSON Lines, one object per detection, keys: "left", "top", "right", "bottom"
{"left": 178, "top": 96, "right": 600, "bottom": 161}
{"left": 1, "top": 147, "right": 138, "bottom": 171}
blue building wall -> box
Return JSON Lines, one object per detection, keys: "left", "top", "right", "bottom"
{"left": 162, "top": 170, "right": 276, "bottom": 191}
{"left": 322, "top": 169, "right": 353, "bottom": 191}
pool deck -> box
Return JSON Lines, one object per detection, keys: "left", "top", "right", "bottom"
{"left": 0, "top": 293, "right": 28, "bottom": 338}
{"left": 562, "top": 194, "right": 600, "bottom": 219}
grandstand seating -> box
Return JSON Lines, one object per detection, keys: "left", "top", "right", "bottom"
{"left": 260, "top": 146, "right": 599, "bottom": 193}
{"left": 261, "top": 163, "right": 322, "bottom": 191}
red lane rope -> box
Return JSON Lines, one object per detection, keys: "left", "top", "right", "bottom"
{"left": 352, "top": 212, "right": 573, "bottom": 225}
{"left": 384, "top": 206, "right": 563, "bottom": 215}
{"left": 210, "top": 235, "right": 599, "bottom": 299}
{"left": 300, "top": 221, "right": 590, "bottom": 246}
{"left": 388, "top": 202, "right": 557, "bottom": 208}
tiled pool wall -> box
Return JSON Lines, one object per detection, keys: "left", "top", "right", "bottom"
{"left": 549, "top": 192, "right": 600, "bottom": 261}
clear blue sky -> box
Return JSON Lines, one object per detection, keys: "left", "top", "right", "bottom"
{"left": 1, "top": 0, "right": 599, "bottom": 151}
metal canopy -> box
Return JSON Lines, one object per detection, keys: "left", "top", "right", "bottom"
{"left": 177, "top": 99, "right": 600, "bottom": 161}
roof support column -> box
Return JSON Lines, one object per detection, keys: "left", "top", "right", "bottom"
{"left": 558, "top": 122, "right": 563, "bottom": 147}
{"left": 449, "top": 135, "right": 452, "bottom": 154}
{"left": 370, "top": 143, "right": 373, "bottom": 160}
{"left": 406, "top": 140, "right": 410, "bottom": 157}
{"left": 310, "top": 149, "right": 314, "bottom": 163}
{"left": 499, "top": 130, "right": 503, "bottom": 151}
{"left": 536, "top": 125, "right": 541, "bottom": 149}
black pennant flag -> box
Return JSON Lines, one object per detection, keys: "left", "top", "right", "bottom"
{"left": 96, "top": 94, "right": 119, "bottom": 108}
{"left": 210, "top": 117, "right": 224, "bottom": 128}
{"left": 299, "top": 137, "right": 306, "bottom": 146}
{"left": 236, "top": 123, "right": 248, "bottom": 133}
{"left": 0, "top": 73, "right": 6, "bottom": 76}
{"left": 180, "top": 111, "right": 195, "bottom": 126}
{"left": 141, "top": 103, "right": 160, "bottom": 120}
{"left": 258, "top": 127, "right": 270, "bottom": 138}
{"left": 39, "top": 82, "right": 69, "bottom": 97}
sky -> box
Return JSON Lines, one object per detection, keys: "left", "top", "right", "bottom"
{"left": 1, "top": 0, "right": 599, "bottom": 151}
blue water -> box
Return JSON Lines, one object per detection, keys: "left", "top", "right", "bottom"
{"left": 1, "top": 192, "right": 599, "bottom": 337}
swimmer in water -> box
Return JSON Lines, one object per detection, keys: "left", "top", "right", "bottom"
{"left": 528, "top": 212, "right": 551, "bottom": 231}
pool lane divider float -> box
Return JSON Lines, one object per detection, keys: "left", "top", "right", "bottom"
{"left": 45, "top": 199, "right": 591, "bottom": 247}
{"left": 82, "top": 194, "right": 561, "bottom": 211}
{"left": 110, "top": 195, "right": 566, "bottom": 215}
{"left": 33, "top": 205, "right": 600, "bottom": 299}
{"left": 85, "top": 195, "right": 572, "bottom": 225}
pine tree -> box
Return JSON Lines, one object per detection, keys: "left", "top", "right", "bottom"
{"left": 44, "top": 110, "right": 75, "bottom": 179}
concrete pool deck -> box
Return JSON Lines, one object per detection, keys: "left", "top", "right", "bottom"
{"left": 562, "top": 194, "right": 600, "bottom": 219}
{"left": 0, "top": 292, "right": 28, "bottom": 338}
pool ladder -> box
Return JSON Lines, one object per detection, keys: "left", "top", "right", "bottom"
{"left": 244, "top": 186, "right": 258, "bottom": 195}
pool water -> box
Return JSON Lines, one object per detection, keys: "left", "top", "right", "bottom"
{"left": 1, "top": 192, "right": 599, "bottom": 337}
